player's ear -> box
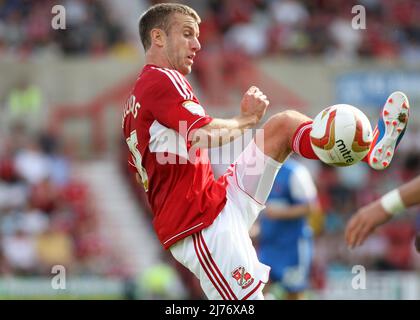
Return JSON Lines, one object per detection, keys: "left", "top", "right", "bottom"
{"left": 150, "top": 28, "right": 166, "bottom": 48}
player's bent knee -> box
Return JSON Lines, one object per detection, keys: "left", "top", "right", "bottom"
{"left": 257, "top": 110, "right": 311, "bottom": 162}
{"left": 263, "top": 110, "right": 309, "bottom": 143}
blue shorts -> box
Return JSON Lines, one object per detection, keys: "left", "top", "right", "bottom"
{"left": 259, "top": 236, "right": 313, "bottom": 293}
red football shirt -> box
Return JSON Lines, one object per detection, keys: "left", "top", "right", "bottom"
{"left": 122, "top": 64, "right": 227, "bottom": 249}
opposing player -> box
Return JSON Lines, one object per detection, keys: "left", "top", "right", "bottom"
{"left": 346, "top": 175, "right": 420, "bottom": 251}
{"left": 257, "top": 158, "right": 320, "bottom": 300}
{"left": 122, "top": 3, "right": 410, "bottom": 299}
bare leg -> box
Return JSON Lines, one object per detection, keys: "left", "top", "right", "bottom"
{"left": 256, "top": 110, "right": 312, "bottom": 162}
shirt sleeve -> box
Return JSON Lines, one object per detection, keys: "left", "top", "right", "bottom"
{"left": 148, "top": 69, "right": 212, "bottom": 140}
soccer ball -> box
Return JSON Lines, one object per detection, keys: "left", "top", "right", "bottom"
{"left": 310, "top": 104, "right": 373, "bottom": 166}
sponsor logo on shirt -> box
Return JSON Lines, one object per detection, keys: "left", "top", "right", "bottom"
{"left": 182, "top": 100, "right": 205, "bottom": 116}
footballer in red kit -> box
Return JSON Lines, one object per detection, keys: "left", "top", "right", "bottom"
{"left": 123, "top": 3, "right": 409, "bottom": 300}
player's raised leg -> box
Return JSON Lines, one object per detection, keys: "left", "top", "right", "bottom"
{"left": 366, "top": 91, "right": 410, "bottom": 170}
{"left": 255, "top": 110, "right": 317, "bottom": 164}
{"left": 256, "top": 90, "right": 410, "bottom": 171}
{"left": 231, "top": 109, "right": 316, "bottom": 219}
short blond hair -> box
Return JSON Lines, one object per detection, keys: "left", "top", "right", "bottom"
{"left": 139, "top": 3, "right": 201, "bottom": 51}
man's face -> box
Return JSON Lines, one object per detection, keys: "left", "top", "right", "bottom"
{"left": 163, "top": 13, "right": 201, "bottom": 75}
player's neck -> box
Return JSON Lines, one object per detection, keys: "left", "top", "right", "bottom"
{"left": 145, "top": 50, "right": 172, "bottom": 70}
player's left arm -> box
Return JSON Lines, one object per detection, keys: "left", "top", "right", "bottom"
{"left": 190, "top": 115, "right": 258, "bottom": 149}
{"left": 190, "top": 86, "right": 268, "bottom": 148}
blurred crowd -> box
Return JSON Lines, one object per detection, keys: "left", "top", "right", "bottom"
{"left": 0, "top": 124, "right": 118, "bottom": 277}
{"left": 0, "top": 0, "right": 127, "bottom": 57}
{"left": 1, "top": 0, "right": 420, "bottom": 63}
{"left": 194, "top": 0, "right": 420, "bottom": 63}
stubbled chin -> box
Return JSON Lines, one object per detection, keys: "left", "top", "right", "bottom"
{"left": 180, "top": 65, "right": 191, "bottom": 75}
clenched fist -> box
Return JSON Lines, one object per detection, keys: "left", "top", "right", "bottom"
{"left": 240, "top": 86, "right": 269, "bottom": 123}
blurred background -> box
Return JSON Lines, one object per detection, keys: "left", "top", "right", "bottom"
{"left": 0, "top": 0, "right": 419, "bottom": 299}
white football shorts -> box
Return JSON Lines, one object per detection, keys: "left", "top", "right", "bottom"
{"left": 170, "top": 140, "right": 282, "bottom": 300}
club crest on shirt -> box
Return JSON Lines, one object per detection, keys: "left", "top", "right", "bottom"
{"left": 182, "top": 100, "right": 205, "bottom": 116}
{"left": 231, "top": 266, "right": 254, "bottom": 289}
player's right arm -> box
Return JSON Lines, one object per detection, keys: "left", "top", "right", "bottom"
{"left": 265, "top": 202, "right": 318, "bottom": 220}
{"left": 345, "top": 175, "right": 420, "bottom": 249}
{"left": 190, "top": 86, "right": 269, "bottom": 148}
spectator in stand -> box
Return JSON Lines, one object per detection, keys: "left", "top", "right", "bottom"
{"left": 0, "top": 127, "right": 112, "bottom": 277}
